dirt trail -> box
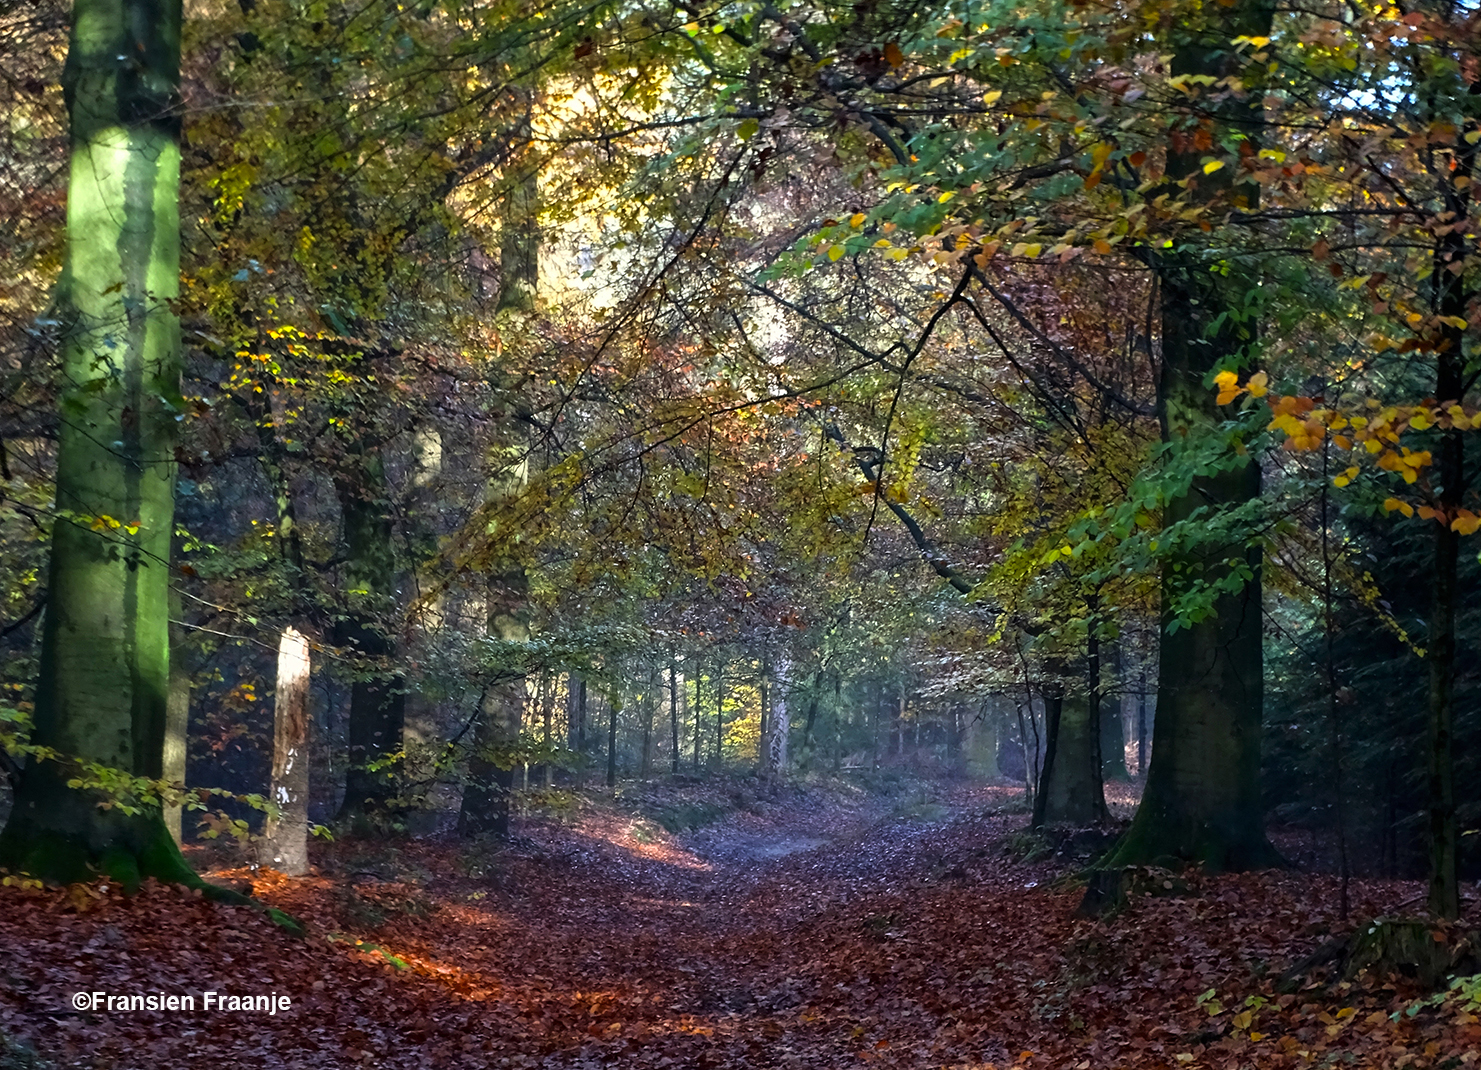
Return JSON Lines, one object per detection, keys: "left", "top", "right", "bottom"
{"left": 2, "top": 778, "right": 1447, "bottom": 1069}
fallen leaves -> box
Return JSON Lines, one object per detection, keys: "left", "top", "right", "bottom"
{"left": 0, "top": 780, "right": 1475, "bottom": 1069}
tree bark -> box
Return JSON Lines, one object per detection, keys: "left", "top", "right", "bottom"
{"left": 458, "top": 680, "right": 518, "bottom": 838}
{"left": 263, "top": 627, "right": 311, "bottom": 876}
{"left": 1427, "top": 219, "right": 1468, "bottom": 918}
{"left": 764, "top": 658, "right": 790, "bottom": 780}
{"left": 713, "top": 662, "right": 725, "bottom": 768}
{"left": 496, "top": 104, "right": 538, "bottom": 315}
{"left": 640, "top": 669, "right": 654, "bottom": 781}
{"left": 1035, "top": 671, "right": 1107, "bottom": 828}
{"left": 0, "top": 0, "right": 204, "bottom": 889}
{"left": 1102, "top": 0, "right": 1280, "bottom": 873}
{"left": 1136, "top": 670, "right": 1149, "bottom": 777}
{"left": 163, "top": 665, "right": 189, "bottom": 846}
{"left": 1100, "top": 634, "right": 1130, "bottom": 781}
{"left": 1104, "top": 297, "right": 1276, "bottom": 868}
{"left": 669, "top": 660, "right": 680, "bottom": 775}
{"left": 606, "top": 686, "right": 620, "bottom": 788}
{"left": 457, "top": 575, "right": 527, "bottom": 838}
{"left": 693, "top": 662, "right": 703, "bottom": 771}
{"left": 333, "top": 451, "right": 405, "bottom": 833}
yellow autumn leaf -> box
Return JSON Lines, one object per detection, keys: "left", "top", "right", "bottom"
{"left": 1202, "top": 159, "right": 1225, "bottom": 174}
{"left": 1453, "top": 512, "right": 1481, "bottom": 535}
{"left": 1246, "top": 370, "right": 1269, "bottom": 397}
{"left": 938, "top": 191, "right": 955, "bottom": 203}
{"left": 849, "top": 213, "right": 866, "bottom": 228}
{"left": 1233, "top": 1011, "right": 1253, "bottom": 1030}
{"left": 1383, "top": 497, "right": 1414, "bottom": 517}
{"left": 984, "top": 89, "right": 1003, "bottom": 105}
{"left": 1021, "top": 243, "right": 1042, "bottom": 258}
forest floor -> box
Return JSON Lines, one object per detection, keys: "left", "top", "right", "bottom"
{"left": 1, "top": 773, "right": 1478, "bottom": 1070}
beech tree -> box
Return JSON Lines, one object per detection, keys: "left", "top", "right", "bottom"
{"left": 0, "top": 0, "right": 201, "bottom": 887}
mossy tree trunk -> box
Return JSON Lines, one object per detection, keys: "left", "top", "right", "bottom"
{"left": 1100, "top": 0, "right": 1281, "bottom": 874}
{"left": 0, "top": 0, "right": 203, "bottom": 890}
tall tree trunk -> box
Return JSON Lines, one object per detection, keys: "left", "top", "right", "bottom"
{"left": 163, "top": 601, "right": 190, "bottom": 846}
{"left": 1105, "top": 291, "right": 1274, "bottom": 867}
{"left": 163, "top": 665, "right": 190, "bottom": 846}
{"left": 1136, "top": 670, "right": 1149, "bottom": 777}
{"left": 334, "top": 451, "right": 405, "bottom": 833}
{"left": 459, "top": 681, "right": 518, "bottom": 838}
{"left": 640, "top": 669, "right": 654, "bottom": 781}
{"left": 713, "top": 662, "right": 725, "bottom": 768}
{"left": 569, "top": 673, "right": 586, "bottom": 752}
{"left": 457, "top": 575, "right": 527, "bottom": 838}
{"left": 459, "top": 97, "right": 540, "bottom": 822}
{"left": 1102, "top": 1, "right": 1280, "bottom": 873}
{"left": 1034, "top": 664, "right": 1108, "bottom": 828}
{"left": 973, "top": 699, "right": 999, "bottom": 779}
{"left": 764, "top": 659, "right": 789, "bottom": 780}
{"left": 263, "top": 627, "right": 311, "bottom": 876}
{"left": 1037, "top": 687, "right": 1108, "bottom": 827}
{"left": 540, "top": 672, "right": 554, "bottom": 790}
{"left": 1100, "top": 634, "right": 1130, "bottom": 781}
{"left": 1427, "top": 205, "right": 1469, "bottom": 918}
{"left": 693, "top": 662, "right": 703, "bottom": 771}
{"left": 606, "top": 686, "right": 620, "bottom": 788}
{"left": 669, "top": 659, "right": 680, "bottom": 775}
{"left": 801, "top": 677, "right": 821, "bottom": 770}
{"left": 758, "top": 658, "right": 770, "bottom": 771}
{"left": 0, "top": 0, "right": 204, "bottom": 889}
{"left": 496, "top": 105, "right": 538, "bottom": 315}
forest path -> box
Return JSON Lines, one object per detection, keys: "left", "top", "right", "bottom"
{"left": 0, "top": 778, "right": 1443, "bottom": 1070}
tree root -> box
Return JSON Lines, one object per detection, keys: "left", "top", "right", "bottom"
{"left": 1075, "top": 865, "right": 1193, "bottom": 917}
{"left": 1277, "top": 917, "right": 1481, "bottom": 993}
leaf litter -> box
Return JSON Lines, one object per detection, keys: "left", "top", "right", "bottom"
{"left": 1, "top": 778, "right": 1477, "bottom": 1069}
